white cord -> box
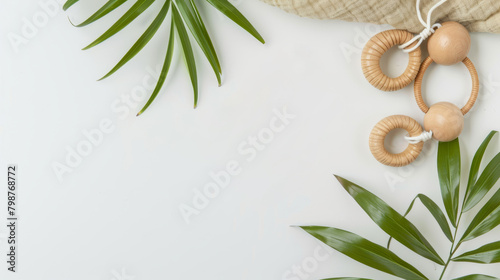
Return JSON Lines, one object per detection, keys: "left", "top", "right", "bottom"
{"left": 405, "top": 130, "right": 433, "bottom": 144}
{"left": 399, "top": 0, "right": 447, "bottom": 53}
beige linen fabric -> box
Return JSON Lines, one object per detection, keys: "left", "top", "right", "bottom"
{"left": 261, "top": 0, "right": 500, "bottom": 33}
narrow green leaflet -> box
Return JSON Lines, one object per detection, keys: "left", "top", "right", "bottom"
{"left": 137, "top": 17, "right": 176, "bottom": 116}
{"left": 73, "top": 0, "right": 128, "bottom": 27}
{"left": 463, "top": 152, "right": 500, "bottom": 212}
{"left": 388, "top": 194, "right": 453, "bottom": 248}
{"left": 461, "top": 187, "right": 500, "bottom": 242}
{"left": 63, "top": 0, "right": 79, "bottom": 10}
{"left": 172, "top": 5, "right": 198, "bottom": 107}
{"left": 301, "top": 226, "right": 428, "bottom": 280}
{"left": 335, "top": 176, "right": 445, "bottom": 265}
{"left": 414, "top": 194, "right": 453, "bottom": 241}
{"left": 83, "top": 0, "right": 155, "bottom": 50}
{"left": 174, "top": 0, "right": 222, "bottom": 85}
{"left": 100, "top": 0, "right": 171, "bottom": 81}
{"left": 205, "top": 0, "right": 265, "bottom": 43}
{"left": 453, "top": 241, "right": 500, "bottom": 263}
{"left": 406, "top": 194, "right": 453, "bottom": 242}
{"left": 437, "top": 138, "right": 461, "bottom": 227}
{"left": 452, "top": 275, "right": 500, "bottom": 280}
{"left": 464, "top": 131, "right": 498, "bottom": 204}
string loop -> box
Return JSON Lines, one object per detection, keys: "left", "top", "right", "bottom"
{"left": 399, "top": 0, "right": 447, "bottom": 53}
{"left": 405, "top": 130, "right": 433, "bottom": 144}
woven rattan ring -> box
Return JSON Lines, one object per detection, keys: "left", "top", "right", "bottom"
{"left": 369, "top": 115, "right": 424, "bottom": 167}
{"left": 361, "top": 30, "right": 422, "bottom": 91}
{"left": 414, "top": 57, "right": 479, "bottom": 115}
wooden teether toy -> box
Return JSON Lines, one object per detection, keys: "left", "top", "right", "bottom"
{"left": 369, "top": 115, "right": 425, "bottom": 167}
{"left": 367, "top": 0, "right": 480, "bottom": 167}
{"left": 361, "top": 30, "right": 422, "bottom": 91}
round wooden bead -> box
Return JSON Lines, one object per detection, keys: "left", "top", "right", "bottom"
{"left": 424, "top": 102, "right": 464, "bottom": 142}
{"left": 428, "top": 22, "right": 471, "bottom": 65}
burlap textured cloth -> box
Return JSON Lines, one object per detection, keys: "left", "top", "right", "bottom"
{"left": 261, "top": 0, "right": 500, "bottom": 33}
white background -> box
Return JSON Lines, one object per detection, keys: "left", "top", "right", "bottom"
{"left": 2, "top": 0, "right": 500, "bottom": 279}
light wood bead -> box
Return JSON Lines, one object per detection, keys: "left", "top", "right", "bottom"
{"left": 369, "top": 115, "right": 424, "bottom": 167}
{"left": 361, "top": 29, "right": 422, "bottom": 91}
{"left": 428, "top": 22, "right": 471, "bottom": 65}
{"left": 424, "top": 102, "right": 464, "bottom": 142}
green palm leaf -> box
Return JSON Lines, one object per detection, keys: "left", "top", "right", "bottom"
{"left": 437, "top": 138, "right": 461, "bottom": 227}
{"left": 463, "top": 131, "right": 499, "bottom": 208}
{"left": 452, "top": 275, "right": 500, "bottom": 280}
{"left": 205, "top": 0, "right": 264, "bottom": 43}
{"left": 460, "top": 187, "right": 500, "bottom": 242}
{"left": 335, "top": 175, "right": 445, "bottom": 265}
{"left": 83, "top": 0, "right": 155, "bottom": 50}
{"left": 63, "top": 0, "right": 80, "bottom": 10}
{"left": 388, "top": 194, "right": 452, "bottom": 246}
{"left": 462, "top": 152, "right": 500, "bottom": 212}
{"left": 137, "top": 17, "right": 175, "bottom": 116}
{"left": 412, "top": 194, "right": 453, "bottom": 242}
{"left": 100, "top": 0, "right": 171, "bottom": 80}
{"left": 174, "top": 0, "right": 222, "bottom": 85}
{"left": 72, "top": 0, "right": 128, "bottom": 27}
{"left": 172, "top": 4, "right": 198, "bottom": 107}
{"left": 301, "top": 226, "right": 428, "bottom": 280}
{"left": 64, "top": 0, "right": 264, "bottom": 114}
{"left": 453, "top": 241, "right": 500, "bottom": 263}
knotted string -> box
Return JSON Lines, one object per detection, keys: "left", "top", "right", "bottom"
{"left": 399, "top": 0, "right": 447, "bottom": 53}
{"left": 405, "top": 130, "right": 433, "bottom": 144}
